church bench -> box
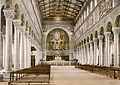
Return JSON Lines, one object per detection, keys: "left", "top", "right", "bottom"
{"left": 9, "top": 64, "right": 51, "bottom": 85}
{"left": 75, "top": 64, "right": 120, "bottom": 79}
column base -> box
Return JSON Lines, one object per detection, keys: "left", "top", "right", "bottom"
{"left": 12, "top": 68, "right": 20, "bottom": 71}
{"left": 0, "top": 69, "right": 12, "bottom": 79}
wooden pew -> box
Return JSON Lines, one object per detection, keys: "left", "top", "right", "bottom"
{"left": 9, "top": 64, "right": 51, "bottom": 85}
{"left": 75, "top": 64, "right": 120, "bottom": 80}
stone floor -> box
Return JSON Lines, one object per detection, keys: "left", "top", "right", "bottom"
{"left": 1, "top": 66, "right": 120, "bottom": 85}
{"left": 50, "top": 66, "right": 120, "bottom": 85}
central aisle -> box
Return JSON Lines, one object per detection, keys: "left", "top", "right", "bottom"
{"left": 50, "top": 66, "right": 120, "bottom": 85}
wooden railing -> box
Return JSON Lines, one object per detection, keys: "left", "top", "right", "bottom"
{"left": 75, "top": 64, "right": 120, "bottom": 79}
{"left": 9, "top": 64, "right": 51, "bottom": 85}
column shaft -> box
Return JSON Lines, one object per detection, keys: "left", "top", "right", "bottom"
{"left": 98, "top": 35, "right": 103, "bottom": 66}
{"left": 24, "top": 32, "right": 28, "bottom": 68}
{"left": 27, "top": 37, "right": 31, "bottom": 67}
{"left": 81, "top": 46, "right": 84, "bottom": 64}
{"left": 13, "top": 20, "right": 21, "bottom": 69}
{"left": 4, "top": 10, "right": 15, "bottom": 71}
{"left": 104, "top": 32, "right": 111, "bottom": 67}
{"left": 20, "top": 31, "right": 24, "bottom": 69}
{"left": 93, "top": 38, "right": 98, "bottom": 65}
{"left": 86, "top": 43, "right": 90, "bottom": 64}
{"left": 90, "top": 41, "right": 94, "bottom": 65}
{"left": 0, "top": 5, "right": 3, "bottom": 69}
{"left": 113, "top": 28, "right": 120, "bottom": 67}
{"left": 2, "top": 35, "right": 5, "bottom": 68}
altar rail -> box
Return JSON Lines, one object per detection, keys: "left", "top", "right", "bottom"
{"left": 43, "top": 61, "right": 71, "bottom": 66}
{"left": 76, "top": 64, "right": 120, "bottom": 79}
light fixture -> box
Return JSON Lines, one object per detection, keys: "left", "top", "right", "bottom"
{"left": 56, "top": 17, "right": 60, "bottom": 21}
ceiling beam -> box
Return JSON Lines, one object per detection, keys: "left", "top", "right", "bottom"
{"left": 39, "top": 5, "right": 80, "bottom": 12}
{"left": 40, "top": 8, "right": 78, "bottom": 15}
{"left": 39, "top": 1, "right": 82, "bottom": 8}
{"left": 42, "top": 13, "right": 76, "bottom": 19}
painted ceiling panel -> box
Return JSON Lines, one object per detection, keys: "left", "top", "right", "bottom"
{"left": 38, "top": 0, "right": 84, "bottom": 20}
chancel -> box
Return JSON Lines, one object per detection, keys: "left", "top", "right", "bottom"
{"left": 0, "top": 0, "right": 120, "bottom": 85}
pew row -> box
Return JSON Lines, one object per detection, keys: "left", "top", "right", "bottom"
{"left": 75, "top": 64, "right": 120, "bottom": 79}
{"left": 9, "top": 64, "right": 51, "bottom": 85}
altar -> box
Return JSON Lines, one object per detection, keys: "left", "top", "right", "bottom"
{"left": 44, "top": 60, "right": 71, "bottom": 66}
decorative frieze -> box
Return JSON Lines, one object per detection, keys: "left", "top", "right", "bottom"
{"left": 99, "top": 0, "right": 113, "bottom": 18}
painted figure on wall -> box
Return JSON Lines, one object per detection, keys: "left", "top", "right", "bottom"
{"left": 47, "top": 28, "right": 69, "bottom": 50}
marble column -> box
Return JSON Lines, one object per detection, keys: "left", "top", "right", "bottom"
{"left": 27, "top": 36, "right": 31, "bottom": 67}
{"left": 2, "top": 35, "right": 5, "bottom": 68}
{"left": 19, "top": 28, "right": 24, "bottom": 69}
{"left": 81, "top": 45, "right": 84, "bottom": 64}
{"left": 89, "top": 41, "right": 94, "bottom": 65}
{"left": 93, "top": 38, "right": 98, "bottom": 65}
{"left": 24, "top": 30, "right": 28, "bottom": 68}
{"left": 36, "top": 46, "right": 42, "bottom": 65}
{"left": 78, "top": 46, "right": 81, "bottom": 63}
{"left": 3, "top": 10, "right": 15, "bottom": 71}
{"left": 86, "top": 43, "right": 90, "bottom": 64}
{"left": 13, "top": 20, "right": 21, "bottom": 70}
{"left": 104, "top": 32, "right": 111, "bottom": 67}
{"left": 77, "top": 46, "right": 79, "bottom": 60}
{"left": 113, "top": 28, "right": 120, "bottom": 67}
{"left": 0, "top": 4, "right": 3, "bottom": 70}
{"left": 90, "top": 0, "right": 93, "bottom": 12}
{"left": 83, "top": 44, "right": 86, "bottom": 64}
{"left": 42, "top": 34, "right": 46, "bottom": 61}
{"left": 79, "top": 46, "right": 81, "bottom": 64}
{"left": 35, "top": 47, "right": 40, "bottom": 65}
{"left": 98, "top": 35, "right": 103, "bottom": 66}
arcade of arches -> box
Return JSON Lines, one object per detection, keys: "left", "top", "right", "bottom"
{"left": 0, "top": 0, "right": 120, "bottom": 84}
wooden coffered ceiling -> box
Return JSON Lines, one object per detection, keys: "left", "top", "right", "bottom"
{"left": 37, "top": 0, "right": 84, "bottom": 21}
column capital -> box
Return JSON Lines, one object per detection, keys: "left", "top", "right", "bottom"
{"left": 98, "top": 35, "right": 103, "bottom": 40}
{"left": 3, "top": 9, "right": 15, "bottom": 19}
{"left": 104, "top": 32, "right": 111, "bottom": 37}
{"left": 112, "top": 27, "right": 120, "bottom": 34}
{"left": 86, "top": 42, "right": 89, "bottom": 45}
{"left": 2, "top": 34, "right": 5, "bottom": 38}
{"left": 20, "top": 26, "right": 26, "bottom": 32}
{"left": 13, "top": 20, "right": 21, "bottom": 28}
{"left": 89, "top": 40, "right": 93, "bottom": 44}
{"left": 93, "top": 38, "right": 98, "bottom": 42}
{"left": 0, "top": 4, "right": 3, "bottom": 9}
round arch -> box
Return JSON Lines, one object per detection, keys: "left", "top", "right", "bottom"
{"left": 45, "top": 27, "right": 73, "bottom": 41}
{"left": 43, "top": 27, "right": 74, "bottom": 61}
{"left": 14, "top": 4, "right": 20, "bottom": 19}
{"left": 115, "top": 15, "right": 120, "bottom": 27}
{"left": 47, "top": 28, "right": 69, "bottom": 50}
